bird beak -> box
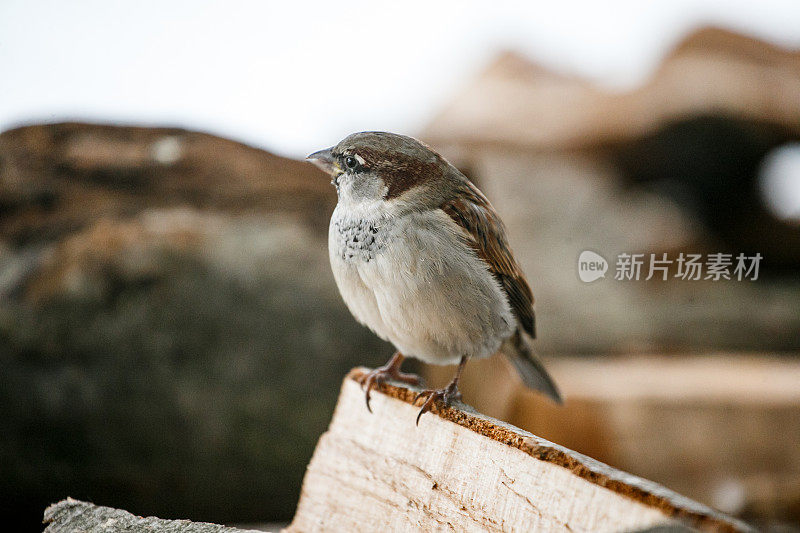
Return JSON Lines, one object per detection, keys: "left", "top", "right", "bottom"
{"left": 306, "top": 147, "right": 341, "bottom": 176}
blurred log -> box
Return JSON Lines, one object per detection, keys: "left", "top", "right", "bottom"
{"left": 0, "top": 122, "right": 385, "bottom": 529}
{"left": 0, "top": 122, "right": 335, "bottom": 245}
{"left": 287, "top": 369, "right": 752, "bottom": 532}
{"left": 422, "top": 27, "right": 800, "bottom": 151}
{"left": 43, "top": 498, "right": 268, "bottom": 533}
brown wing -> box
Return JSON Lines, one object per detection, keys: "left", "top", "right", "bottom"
{"left": 441, "top": 182, "right": 536, "bottom": 338}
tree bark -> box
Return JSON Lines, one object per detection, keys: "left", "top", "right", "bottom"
{"left": 43, "top": 498, "right": 268, "bottom": 533}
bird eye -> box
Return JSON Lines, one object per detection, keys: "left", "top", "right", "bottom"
{"left": 344, "top": 155, "right": 358, "bottom": 170}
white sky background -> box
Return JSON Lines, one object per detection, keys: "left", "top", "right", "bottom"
{"left": 1, "top": 0, "right": 799, "bottom": 158}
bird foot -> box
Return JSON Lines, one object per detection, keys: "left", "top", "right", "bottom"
{"left": 359, "top": 365, "right": 422, "bottom": 413}
{"left": 412, "top": 381, "right": 462, "bottom": 425}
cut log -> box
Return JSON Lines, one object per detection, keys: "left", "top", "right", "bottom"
{"left": 42, "top": 498, "right": 268, "bottom": 532}
{"left": 288, "top": 369, "right": 753, "bottom": 532}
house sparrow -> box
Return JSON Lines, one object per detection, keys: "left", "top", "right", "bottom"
{"left": 307, "top": 132, "right": 562, "bottom": 423}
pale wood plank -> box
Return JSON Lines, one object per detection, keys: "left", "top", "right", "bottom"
{"left": 288, "top": 369, "right": 753, "bottom": 533}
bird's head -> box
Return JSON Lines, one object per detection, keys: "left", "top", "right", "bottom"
{"left": 306, "top": 132, "right": 453, "bottom": 210}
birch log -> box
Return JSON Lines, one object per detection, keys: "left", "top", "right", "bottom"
{"left": 288, "top": 368, "right": 753, "bottom": 533}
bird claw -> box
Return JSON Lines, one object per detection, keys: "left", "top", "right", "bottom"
{"left": 359, "top": 366, "right": 422, "bottom": 413}
{"left": 361, "top": 371, "right": 384, "bottom": 414}
{"left": 412, "top": 383, "right": 461, "bottom": 425}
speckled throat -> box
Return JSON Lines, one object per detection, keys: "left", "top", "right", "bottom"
{"left": 332, "top": 217, "right": 386, "bottom": 263}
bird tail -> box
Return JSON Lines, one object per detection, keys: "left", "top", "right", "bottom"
{"left": 503, "top": 329, "right": 563, "bottom": 404}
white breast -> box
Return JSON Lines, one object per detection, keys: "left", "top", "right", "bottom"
{"left": 329, "top": 202, "right": 515, "bottom": 365}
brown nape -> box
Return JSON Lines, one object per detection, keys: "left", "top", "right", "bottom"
{"left": 355, "top": 146, "right": 446, "bottom": 200}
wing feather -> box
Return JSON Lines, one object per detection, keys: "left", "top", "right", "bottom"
{"left": 440, "top": 182, "right": 536, "bottom": 338}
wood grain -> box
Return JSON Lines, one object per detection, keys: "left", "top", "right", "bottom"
{"left": 288, "top": 369, "right": 752, "bottom": 532}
